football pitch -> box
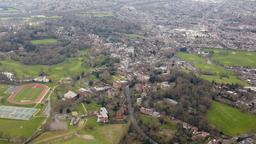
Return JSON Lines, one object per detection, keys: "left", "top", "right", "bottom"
{"left": 0, "top": 105, "right": 38, "bottom": 120}
{"left": 7, "top": 83, "right": 49, "bottom": 105}
{"left": 14, "top": 86, "right": 44, "bottom": 102}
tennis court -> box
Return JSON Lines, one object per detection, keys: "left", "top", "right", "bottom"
{"left": 0, "top": 105, "right": 38, "bottom": 120}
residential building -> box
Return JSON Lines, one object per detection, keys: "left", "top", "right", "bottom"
{"left": 97, "top": 107, "right": 108, "bottom": 123}
{"left": 64, "top": 90, "right": 78, "bottom": 99}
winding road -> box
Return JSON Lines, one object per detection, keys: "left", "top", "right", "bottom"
{"left": 124, "top": 86, "right": 158, "bottom": 144}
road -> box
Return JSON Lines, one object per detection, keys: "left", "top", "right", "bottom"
{"left": 44, "top": 85, "right": 57, "bottom": 118}
{"left": 124, "top": 86, "right": 158, "bottom": 144}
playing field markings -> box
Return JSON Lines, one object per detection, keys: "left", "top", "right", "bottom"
{"left": 7, "top": 83, "right": 50, "bottom": 105}
{"left": 37, "top": 87, "right": 50, "bottom": 104}
{"left": 0, "top": 105, "right": 38, "bottom": 120}
{"left": 82, "top": 103, "right": 87, "bottom": 113}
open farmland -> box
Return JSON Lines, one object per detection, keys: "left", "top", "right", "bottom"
{"left": 177, "top": 52, "right": 248, "bottom": 86}
{"left": 204, "top": 48, "right": 256, "bottom": 68}
{"left": 207, "top": 101, "right": 256, "bottom": 136}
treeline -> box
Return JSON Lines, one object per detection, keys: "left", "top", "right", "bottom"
{"left": 59, "top": 15, "right": 141, "bottom": 42}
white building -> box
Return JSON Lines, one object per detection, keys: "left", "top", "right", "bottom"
{"left": 34, "top": 76, "right": 49, "bottom": 83}
{"left": 1, "top": 72, "right": 14, "bottom": 81}
{"left": 97, "top": 107, "right": 108, "bottom": 123}
{"left": 64, "top": 91, "right": 77, "bottom": 99}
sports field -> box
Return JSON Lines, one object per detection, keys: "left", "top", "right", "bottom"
{"left": 0, "top": 105, "right": 38, "bottom": 120}
{"left": 204, "top": 48, "right": 256, "bottom": 68}
{"left": 207, "top": 101, "right": 256, "bottom": 136}
{"left": 14, "top": 86, "right": 44, "bottom": 102}
{"left": 7, "top": 83, "right": 49, "bottom": 105}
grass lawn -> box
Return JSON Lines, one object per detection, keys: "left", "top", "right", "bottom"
{"left": 126, "top": 34, "right": 145, "bottom": 40}
{"left": 0, "top": 7, "right": 18, "bottom": 13}
{"left": 140, "top": 114, "right": 158, "bottom": 125}
{"left": 74, "top": 103, "right": 87, "bottom": 115}
{"left": 79, "top": 118, "right": 129, "bottom": 144}
{"left": 14, "top": 86, "right": 44, "bottom": 102}
{"left": 0, "top": 84, "right": 12, "bottom": 105}
{"left": 31, "top": 38, "right": 58, "bottom": 45}
{"left": 204, "top": 48, "right": 256, "bottom": 68}
{"left": 177, "top": 52, "right": 248, "bottom": 85}
{"left": 33, "top": 16, "right": 62, "bottom": 19}
{"left": 56, "top": 137, "right": 89, "bottom": 144}
{"left": 159, "top": 120, "right": 177, "bottom": 130}
{"left": 0, "top": 57, "right": 92, "bottom": 81}
{"left": 0, "top": 117, "right": 44, "bottom": 138}
{"left": 0, "top": 140, "right": 8, "bottom": 144}
{"left": 139, "top": 114, "right": 176, "bottom": 131}
{"left": 178, "top": 52, "right": 231, "bottom": 75}
{"left": 35, "top": 117, "right": 129, "bottom": 144}
{"left": 80, "top": 12, "right": 113, "bottom": 17}
{"left": 201, "top": 75, "right": 248, "bottom": 86}
{"left": 0, "top": 84, "right": 9, "bottom": 97}
{"left": 84, "top": 102, "right": 101, "bottom": 113}
{"left": 33, "top": 130, "right": 75, "bottom": 144}
{"left": 207, "top": 101, "right": 256, "bottom": 136}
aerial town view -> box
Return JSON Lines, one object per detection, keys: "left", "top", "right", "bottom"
{"left": 0, "top": 0, "right": 255, "bottom": 143}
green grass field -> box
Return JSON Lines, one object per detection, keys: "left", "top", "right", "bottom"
{"left": 31, "top": 39, "right": 59, "bottom": 45}
{"left": 0, "top": 7, "right": 18, "bottom": 13}
{"left": 14, "top": 86, "right": 44, "bottom": 102}
{"left": 204, "top": 48, "right": 256, "bottom": 68}
{"left": 0, "top": 84, "right": 9, "bottom": 97}
{"left": 207, "top": 101, "right": 256, "bottom": 136}
{"left": 139, "top": 114, "right": 176, "bottom": 130}
{"left": 200, "top": 75, "right": 248, "bottom": 86}
{"left": 0, "top": 84, "right": 45, "bottom": 139}
{"left": 84, "top": 102, "right": 101, "bottom": 113}
{"left": 56, "top": 137, "right": 88, "bottom": 144}
{"left": 56, "top": 123, "right": 129, "bottom": 144}
{"left": 0, "top": 117, "right": 44, "bottom": 138}
{"left": 34, "top": 117, "right": 129, "bottom": 144}
{"left": 0, "top": 140, "right": 8, "bottom": 144}
{"left": 32, "top": 16, "right": 62, "bottom": 19}
{"left": 178, "top": 52, "right": 248, "bottom": 85}
{"left": 0, "top": 57, "right": 92, "bottom": 81}
{"left": 80, "top": 12, "right": 113, "bottom": 17}
{"left": 0, "top": 84, "right": 11, "bottom": 105}
{"left": 77, "top": 117, "right": 129, "bottom": 144}
{"left": 126, "top": 34, "right": 145, "bottom": 40}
